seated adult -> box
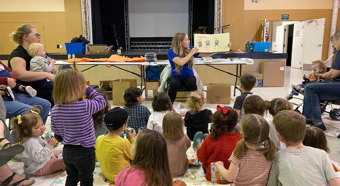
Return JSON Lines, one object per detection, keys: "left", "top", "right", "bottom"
{"left": 302, "top": 30, "right": 340, "bottom": 131}
{"left": 8, "top": 24, "right": 56, "bottom": 105}
{"left": 167, "top": 32, "right": 216, "bottom": 103}
{"left": 0, "top": 96, "right": 35, "bottom": 186}
{"left": 0, "top": 61, "right": 50, "bottom": 124}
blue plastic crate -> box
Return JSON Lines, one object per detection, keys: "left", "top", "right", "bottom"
{"left": 65, "top": 43, "right": 86, "bottom": 54}
{"left": 250, "top": 42, "right": 271, "bottom": 52}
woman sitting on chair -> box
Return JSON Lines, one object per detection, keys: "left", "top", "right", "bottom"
{"left": 167, "top": 32, "right": 217, "bottom": 103}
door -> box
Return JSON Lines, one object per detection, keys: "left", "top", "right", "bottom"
{"left": 301, "top": 18, "right": 325, "bottom": 70}
{"left": 291, "top": 21, "right": 305, "bottom": 69}
{"left": 274, "top": 25, "right": 285, "bottom": 53}
{"left": 0, "top": 22, "right": 45, "bottom": 54}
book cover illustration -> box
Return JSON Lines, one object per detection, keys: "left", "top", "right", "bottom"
{"left": 194, "top": 33, "right": 230, "bottom": 52}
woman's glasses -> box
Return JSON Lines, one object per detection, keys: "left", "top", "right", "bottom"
{"left": 26, "top": 33, "right": 41, "bottom": 38}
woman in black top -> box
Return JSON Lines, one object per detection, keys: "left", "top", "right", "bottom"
{"left": 184, "top": 91, "right": 212, "bottom": 140}
{"left": 8, "top": 24, "right": 56, "bottom": 104}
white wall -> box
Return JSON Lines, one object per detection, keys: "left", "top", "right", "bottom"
{"left": 0, "top": 0, "right": 65, "bottom": 12}
{"left": 129, "top": 0, "right": 188, "bottom": 37}
{"left": 245, "top": 0, "right": 333, "bottom": 10}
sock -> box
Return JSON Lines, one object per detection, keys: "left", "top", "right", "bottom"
{"left": 23, "top": 86, "right": 37, "bottom": 97}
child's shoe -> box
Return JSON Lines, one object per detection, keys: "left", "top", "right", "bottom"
{"left": 2, "top": 87, "right": 15, "bottom": 101}
{"left": 22, "top": 86, "right": 37, "bottom": 97}
{"left": 285, "top": 94, "right": 293, "bottom": 100}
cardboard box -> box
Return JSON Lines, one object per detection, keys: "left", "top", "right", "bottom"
{"left": 206, "top": 83, "right": 231, "bottom": 104}
{"left": 260, "top": 62, "right": 285, "bottom": 87}
{"left": 109, "top": 79, "right": 137, "bottom": 105}
{"left": 244, "top": 71, "right": 263, "bottom": 87}
{"left": 99, "top": 80, "right": 113, "bottom": 100}
{"left": 145, "top": 80, "right": 160, "bottom": 101}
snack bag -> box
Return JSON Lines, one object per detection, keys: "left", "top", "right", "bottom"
{"left": 44, "top": 132, "right": 59, "bottom": 148}
{"left": 211, "top": 162, "right": 229, "bottom": 184}
{"left": 125, "top": 127, "right": 133, "bottom": 134}
{"left": 308, "top": 69, "right": 319, "bottom": 80}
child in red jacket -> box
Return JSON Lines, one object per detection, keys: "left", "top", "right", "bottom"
{"left": 197, "top": 105, "right": 242, "bottom": 182}
{"left": 0, "top": 61, "right": 36, "bottom": 101}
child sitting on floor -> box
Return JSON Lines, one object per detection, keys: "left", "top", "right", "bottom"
{"left": 0, "top": 61, "right": 36, "bottom": 101}
{"left": 115, "top": 128, "right": 187, "bottom": 186}
{"left": 265, "top": 98, "right": 293, "bottom": 150}
{"left": 197, "top": 105, "right": 242, "bottom": 182}
{"left": 184, "top": 91, "right": 212, "bottom": 141}
{"left": 11, "top": 106, "right": 65, "bottom": 176}
{"left": 243, "top": 95, "right": 265, "bottom": 116}
{"left": 93, "top": 88, "right": 111, "bottom": 138}
{"left": 124, "top": 87, "right": 151, "bottom": 132}
{"left": 28, "top": 43, "right": 55, "bottom": 89}
{"left": 95, "top": 107, "right": 136, "bottom": 182}
{"left": 214, "top": 114, "right": 276, "bottom": 185}
{"left": 147, "top": 92, "right": 172, "bottom": 134}
{"left": 233, "top": 73, "right": 256, "bottom": 119}
{"left": 303, "top": 126, "right": 339, "bottom": 172}
{"left": 286, "top": 60, "right": 327, "bottom": 100}
{"left": 163, "top": 112, "right": 191, "bottom": 176}
{"left": 51, "top": 63, "right": 106, "bottom": 186}
{"left": 268, "top": 110, "right": 340, "bottom": 185}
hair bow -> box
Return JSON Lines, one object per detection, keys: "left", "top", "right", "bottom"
{"left": 31, "top": 110, "right": 38, "bottom": 115}
{"left": 216, "top": 105, "right": 229, "bottom": 115}
{"left": 17, "top": 115, "right": 22, "bottom": 124}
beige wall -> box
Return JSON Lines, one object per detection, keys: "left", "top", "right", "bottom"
{"left": 0, "top": 0, "right": 65, "bottom": 12}
{"left": 244, "top": 0, "right": 333, "bottom": 10}
{"left": 0, "top": 0, "right": 82, "bottom": 54}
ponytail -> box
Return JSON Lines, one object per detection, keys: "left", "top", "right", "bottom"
{"left": 266, "top": 98, "right": 293, "bottom": 116}
{"left": 233, "top": 139, "right": 248, "bottom": 159}
{"left": 256, "top": 139, "right": 276, "bottom": 162}
{"left": 264, "top": 100, "right": 271, "bottom": 111}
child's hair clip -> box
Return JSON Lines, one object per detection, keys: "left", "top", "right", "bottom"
{"left": 17, "top": 115, "right": 22, "bottom": 124}
{"left": 216, "top": 105, "right": 229, "bottom": 115}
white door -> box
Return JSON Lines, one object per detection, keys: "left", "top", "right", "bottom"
{"left": 274, "top": 25, "right": 285, "bottom": 53}
{"left": 291, "top": 22, "right": 305, "bottom": 69}
{"left": 301, "top": 18, "right": 326, "bottom": 70}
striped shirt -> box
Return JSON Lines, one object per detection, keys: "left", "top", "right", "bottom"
{"left": 51, "top": 87, "right": 106, "bottom": 147}
{"left": 229, "top": 150, "right": 272, "bottom": 186}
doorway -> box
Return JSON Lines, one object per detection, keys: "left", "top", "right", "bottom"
{"left": 286, "top": 24, "right": 294, "bottom": 66}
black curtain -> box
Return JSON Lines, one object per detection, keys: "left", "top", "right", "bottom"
{"left": 91, "top": 0, "right": 104, "bottom": 44}
{"left": 207, "top": 0, "right": 215, "bottom": 34}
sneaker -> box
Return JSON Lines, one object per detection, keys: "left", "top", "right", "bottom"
{"left": 291, "top": 84, "right": 300, "bottom": 94}
{"left": 2, "top": 86, "right": 15, "bottom": 101}
{"left": 312, "top": 122, "right": 327, "bottom": 131}
{"left": 22, "top": 86, "right": 37, "bottom": 97}
{"left": 285, "top": 94, "right": 293, "bottom": 100}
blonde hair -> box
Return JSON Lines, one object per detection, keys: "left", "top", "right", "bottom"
{"left": 273, "top": 110, "right": 306, "bottom": 143}
{"left": 264, "top": 98, "right": 293, "bottom": 116}
{"left": 10, "top": 24, "right": 35, "bottom": 46}
{"left": 234, "top": 114, "right": 276, "bottom": 162}
{"left": 53, "top": 62, "right": 86, "bottom": 106}
{"left": 187, "top": 91, "right": 204, "bottom": 115}
{"left": 172, "top": 32, "right": 193, "bottom": 74}
{"left": 312, "top": 60, "right": 327, "bottom": 73}
{"left": 162, "top": 112, "right": 184, "bottom": 140}
{"left": 27, "top": 43, "right": 43, "bottom": 57}
{"left": 10, "top": 106, "right": 42, "bottom": 142}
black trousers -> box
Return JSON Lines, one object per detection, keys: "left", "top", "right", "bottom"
{"left": 167, "top": 76, "right": 197, "bottom": 103}
{"left": 63, "top": 145, "right": 95, "bottom": 186}
{"left": 36, "top": 87, "right": 54, "bottom": 107}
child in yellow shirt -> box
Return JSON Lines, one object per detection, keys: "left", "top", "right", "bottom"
{"left": 95, "top": 107, "right": 136, "bottom": 182}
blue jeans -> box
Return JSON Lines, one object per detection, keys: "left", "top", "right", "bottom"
{"left": 4, "top": 93, "right": 51, "bottom": 124}
{"left": 302, "top": 82, "right": 340, "bottom": 122}
{"left": 291, "top": 84, "right": 304, "bottom": 95}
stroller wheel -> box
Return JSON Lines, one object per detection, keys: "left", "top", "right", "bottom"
{"left": 333, "top": 109, "right": 340, "bottom": 121}
{"left": 330, "top": 109, "right": 335, "bottom": 119}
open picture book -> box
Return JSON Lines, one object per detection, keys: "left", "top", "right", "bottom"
{"left": 194, "top": 33, "right": 230, "bottom": 52}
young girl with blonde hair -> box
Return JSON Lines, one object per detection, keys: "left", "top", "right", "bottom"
{"left": 163, "top": 112, "right": 191, "bottom": 176}
{"left": 115, "top": 128, "right": 187, "bottom": 186}
{"left": 214, "top": 114, "right": 276, "bottom": 185}
{"left": 197, "top": 105, "right": 242, "bottom": 181}
{"left": 51, "top": 63, "right": 106, "bottom": 186}
{"left": 147, "top": 92, "right": 173, "bottom": 134}
{"left": 184, "top": 91, "right": 212, "bottom": 140}
{"left": 265, "top": 98, "right": 293, "bottom": 150}
{"left": 11, "top": 106, "right": 65, "bottom": 176}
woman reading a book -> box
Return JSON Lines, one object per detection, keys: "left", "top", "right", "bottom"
{"left": 167, "top": 32, "right": 216, "bottom": 103}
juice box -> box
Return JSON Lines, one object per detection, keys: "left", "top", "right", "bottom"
{"left": 211, "top": 162, "right": 229, "bottom": 183}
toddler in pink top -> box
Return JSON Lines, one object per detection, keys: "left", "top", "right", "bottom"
{"left": 115, "top": 128, "right": 187, "bottom": 186}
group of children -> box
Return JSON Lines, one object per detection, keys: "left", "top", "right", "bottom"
{"left": 8, "top": 59, "right": 340, "bottom": 186}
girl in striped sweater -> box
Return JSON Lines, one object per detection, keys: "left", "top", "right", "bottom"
{"left": 214, "top": 114, "right": 276, "bottom": 186}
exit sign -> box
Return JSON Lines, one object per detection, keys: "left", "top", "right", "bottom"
{"left": 282, "top": 14, "right": 289, "bottom": 20}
